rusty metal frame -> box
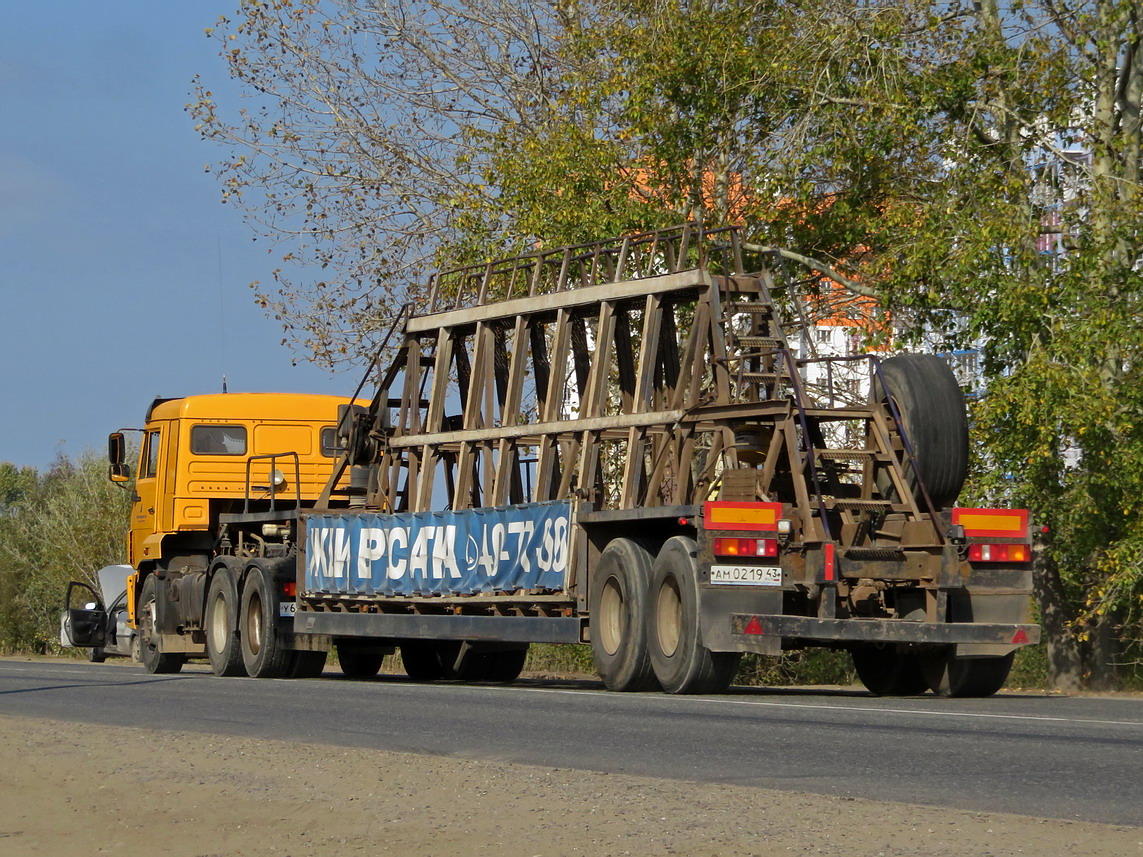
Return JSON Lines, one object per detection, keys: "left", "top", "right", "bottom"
{"left": 338, "top": 225, "right": 944, "bottom": 570}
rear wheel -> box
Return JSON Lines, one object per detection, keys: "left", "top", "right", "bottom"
{"left": 851, "top": 645, "right": 929, "bottom": 696}
{"left": 240, "top": 563, "right": 293, "bottom": 678}
{"left": 478, "top": 645, "right": 529, "bottom": 683}
{"left": 589, "top": 538, "right": 658, "bottom": 692}
{"left": 337, "top": 645, "right": 384, "bottom": 679}
{"left": 205, "top": 567, "right": 245, "bottom": 677}
{"left": 138, "top": 574, "right": 184, "bottom": 675}
{"left": 400, "top": 641, "right": 446, "bottom": 680}
{"left": 873, "top": 354, "right": 969, "bottom": 508}
{"left": 288, "top": 650, "right": 327, "bottom": 678}
{"left": 647, "top": 537, "right": 740, "bottom": 694}
{"left": 922, "top": 648, "right": 1014, "bottom": 697}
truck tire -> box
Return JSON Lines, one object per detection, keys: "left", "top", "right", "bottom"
{"left": 240, "top": 563, "right": 293, "bottom": 678}
{"left": 438, "top": 641, "right": 487, "bottom": 681}
{"left": 873, "top": 354, "right": 968, "bottom": 508}
{"left": 647, "top": 536, "right": 740, "bottom": 694}
{"left": 337, "top": 645, "right": 384, "bottom": 678}
{"left": 851, "top": 645, "right": 929, "bottom": 695}
{"left": 400, "top": 641, "right": 447, "bottom": 680}
{"left": 288, "top": 650, "right": 327, "bottom": 678}
{"left": 589, "top": 538, "right": 658, "bottom": 692}
{"left": 483, "top": 646, "right": 529, "bottom": 683}
{"left": 921, "top": 648, "right": 1013, "bottom": 697}
{"left": 138, "top": 574, "right": 185, "bottom": 675}
{"left": 205, "top": 567, "right": 245, "bottom": 677}
{"left": 406, "top": 641, "right": 525, "bottom": 682}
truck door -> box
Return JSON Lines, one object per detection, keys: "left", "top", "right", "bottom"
{"left": 129, "top": 427, "right": 163, "bottom": 567}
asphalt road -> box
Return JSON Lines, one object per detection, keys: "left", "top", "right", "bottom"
{"left": 2, "top": 658, "right": 1141, "bottom": 826}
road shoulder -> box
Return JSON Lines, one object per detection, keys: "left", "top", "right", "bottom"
{"left": 0, "top": 714, "right": 1139, "bottom": 857}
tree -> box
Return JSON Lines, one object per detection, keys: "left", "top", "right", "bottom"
{"left": 0, "top": 455, "right": 132, "bottom": 653}
{"left": 191, "top": 0, "right": 589, "bottom": 365}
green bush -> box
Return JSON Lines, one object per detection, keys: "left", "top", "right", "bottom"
{"left": 0, "top": 454, "right": 131, "bottom": 654}
{"left": 525, "top": 643, "right": 595, "bottom": 675}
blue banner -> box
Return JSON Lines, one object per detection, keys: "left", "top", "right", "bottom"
{"left": 303, "top": 501, "right": 571, "bottom": 596}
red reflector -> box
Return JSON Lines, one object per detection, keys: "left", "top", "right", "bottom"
{"left": 824, "top": 543, "right": 836, "bottom": 582}
{"left": 744, "top": 616, "right": 763, "bottom": 635}
{"left": 1012, "top": 628, "right": 1029, "bottom": 645}
{"left": 713, "top": 537, "right": 778, "bottom": 557}
{"left": 283, "top": 581, "right": 297, "bottom": 597}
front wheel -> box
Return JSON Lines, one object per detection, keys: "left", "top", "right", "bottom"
{"left": 138, "top": 574, "right": 184, "bottom": 675}
{"left": 240, "top": 563, "right": 292, "bottom": 678}
{"left": 647, "top": 537, "right": 739, "bottom": 694}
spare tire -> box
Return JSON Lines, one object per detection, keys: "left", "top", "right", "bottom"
{"left": 872, "top": 354, "right": 968, "bottom": 508}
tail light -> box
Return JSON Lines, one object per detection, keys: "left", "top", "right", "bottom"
{"left": 282, "top": 581, "right": 297, "bottom": 597}
{"left": 968, "top": 543, "right": 1030, "bottom": 563}
{"left": 713, "top": 537, "right": 779, "bottom": 558}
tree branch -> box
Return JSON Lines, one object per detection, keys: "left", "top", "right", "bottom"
{"left": 741, "top": 243, "right": 879, "bottom": 298}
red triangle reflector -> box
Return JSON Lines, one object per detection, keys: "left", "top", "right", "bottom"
{"left": 744, "top": 616, "right": 763, "bottom": 635}
{"left": 1011, "top": 628, "right": 1028, "bottom": 645}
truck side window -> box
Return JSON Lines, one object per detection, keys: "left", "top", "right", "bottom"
{"left": 190, "top": 425, "right": 247, "bottom": 455}
{"left": 320, "top": 426, "right": 347, "bottom": 457}
{"left": 141, "top": 430, "right": 161, "bottom": 479}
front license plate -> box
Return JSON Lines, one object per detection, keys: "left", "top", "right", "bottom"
{"left": 279, "top": 601, "right": 297, "bottom": 617}
{"left": 710, "top": 565, "right": 782, "bottom": 586}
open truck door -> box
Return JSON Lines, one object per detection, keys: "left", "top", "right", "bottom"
{"left": 60, "top": 565, "right": 137, "bottom": 663}
{"left": 61, "top": 581, "right": 108, "bottom": 655}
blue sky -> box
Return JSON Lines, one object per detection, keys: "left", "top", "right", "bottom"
{"left": 0, "top": 3, "right": 353, "bottom": 470}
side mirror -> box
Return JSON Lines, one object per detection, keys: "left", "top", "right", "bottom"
{"left": 108, "top": 433, "right": 131, "bottom": 483}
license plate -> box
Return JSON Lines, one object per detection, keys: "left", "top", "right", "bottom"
{"left": 710, "top": 565, "right": 782, "bottom": 586}
{"left": 279, "top": 602, "right": 297, "bottom": 617}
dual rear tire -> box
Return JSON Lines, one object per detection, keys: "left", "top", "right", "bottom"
{"left": 851, "top": 644, "right": 1014, "bottom": 697}
{"left": 399, "top": 641, "right": 528, "bottom": 683}
{"left": 204, "top": 561, "right": 294, "bottom": 678}
{"left": 590, "top": 536, "right": 740, "bottom": 695}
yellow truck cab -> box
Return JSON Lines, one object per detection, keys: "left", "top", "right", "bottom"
{"left": 111, "top": 393, "right": 353, "bottom": 570}
{"left": 103, "top": 392, "right": 362, "bottom": 672}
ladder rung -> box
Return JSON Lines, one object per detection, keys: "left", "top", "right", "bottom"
{"left": 815, "top": 449, "right": 876, "bottom": 461}
{"left": 741, "top": 372, "right": 788, "bottom": 383}
{"left": 844, "top": 547, "right": 907, "bottom": 561}
{"left": 802, "top": 408, "right": 878, "bottom": 420}
{"left": 731, "top": 302, "right": 774, "bottom": 315}
{"left": 826, "top": 498, "right": 894, "bottom": 511}
{"left": 737, "top": 336, "right": 783, "bottom": 348}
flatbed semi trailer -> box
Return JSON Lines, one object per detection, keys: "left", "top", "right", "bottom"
{"left": 64, "top": 225, "right": 1037, "bottom": 696}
